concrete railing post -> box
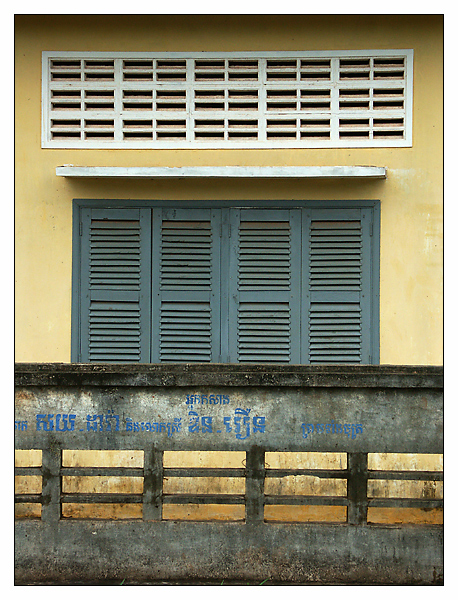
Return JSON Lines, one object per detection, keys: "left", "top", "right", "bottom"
{"left": 41, "top": 445, "right": 61, "bottom": 524}
{"left": 245, "top": 446, "right": 265, "bottom": 524}
{"left": 142, "top": 447, "right": 163, "bottom": 521}
{"left": 347, "top": 452, "right": 368, "bottom": 525}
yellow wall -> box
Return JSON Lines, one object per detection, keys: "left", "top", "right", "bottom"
{"left": 14, "top": 14, "right": 443, "bottom": 365}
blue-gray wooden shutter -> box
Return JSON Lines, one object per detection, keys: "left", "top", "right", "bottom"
{"left": 78, "top": 207, "right": 151, "bottom": 362}
{"left": 74, "top": 203, "right": 377, "bottom": 365}
{"left": 227, "top": 209, "right": 302, "bottom": 363}
{"left": 151, "top": 208, "right": 221, "bottom": 362}
{"left": 301, "top": 207, "right": 375, "bottom": 364}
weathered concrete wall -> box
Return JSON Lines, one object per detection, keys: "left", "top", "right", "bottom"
{"left": 15, "top": 363, "right": 443, "bottom": 453}
{"left": 15, "top": 520, "right": 443, "bottom": 585}
{"left": 15, "top": 364, "right": 443, "bottom": 584}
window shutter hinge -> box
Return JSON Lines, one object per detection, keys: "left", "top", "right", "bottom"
{"left": 369, "top": 221, "right": 373, "bottom": 237}
{"left": 228, "top": 224, "right": 232, "bottom": 238}
{"left": 79, "top": 222, "right": 83, "bottom": 236}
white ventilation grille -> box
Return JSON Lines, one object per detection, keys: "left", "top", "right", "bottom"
{"left": 42, "top": 50, "right": 413, "bottom": 148}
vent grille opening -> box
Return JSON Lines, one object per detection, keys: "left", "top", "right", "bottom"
{"left": 264, "top": 452, "right": 347, "bottom": 523}
{"left": 162, "top": 451, "right": 246, "bottom": 522}
{"left": 367, "top": 453, "right": 443, "bottom": 525}
{"left": 44, "top": 50, "right": 412, "bottom": 147}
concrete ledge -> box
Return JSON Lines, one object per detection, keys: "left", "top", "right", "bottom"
{"left": 56, "top": 165, "right": 387, "bottom": 179}
{"left": 14, "top": 363, "right": 443, "bottom": 389}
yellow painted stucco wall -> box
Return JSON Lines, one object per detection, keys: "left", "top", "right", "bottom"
{"left": 14, "top": 14, "right": 443, "bottom": 365}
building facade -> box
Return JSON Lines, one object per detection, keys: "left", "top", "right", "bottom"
{"left": 15, "top": 14, "right": 443, "bottom": 534}
{"left": 15, "top": 14, "right": 443, "bottom": 367}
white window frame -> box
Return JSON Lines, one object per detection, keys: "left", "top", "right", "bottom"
{"left": 42, "top": 50, "right": 413, "bottom": 149}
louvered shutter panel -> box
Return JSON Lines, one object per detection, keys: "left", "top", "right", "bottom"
{"left": 74, "top": 203, "right": 377, "bottom": 365}
{"left": 302, "top": 208, "right": 373, "bottom": 364}
{"left": 228, "top": 209, "right": 301, "bottom": 363}
{"left": 152, "top": 208, "right": 221, "bottom": 362}
{"left": 78, "top": 208, "right": 151, "bottom": 362}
